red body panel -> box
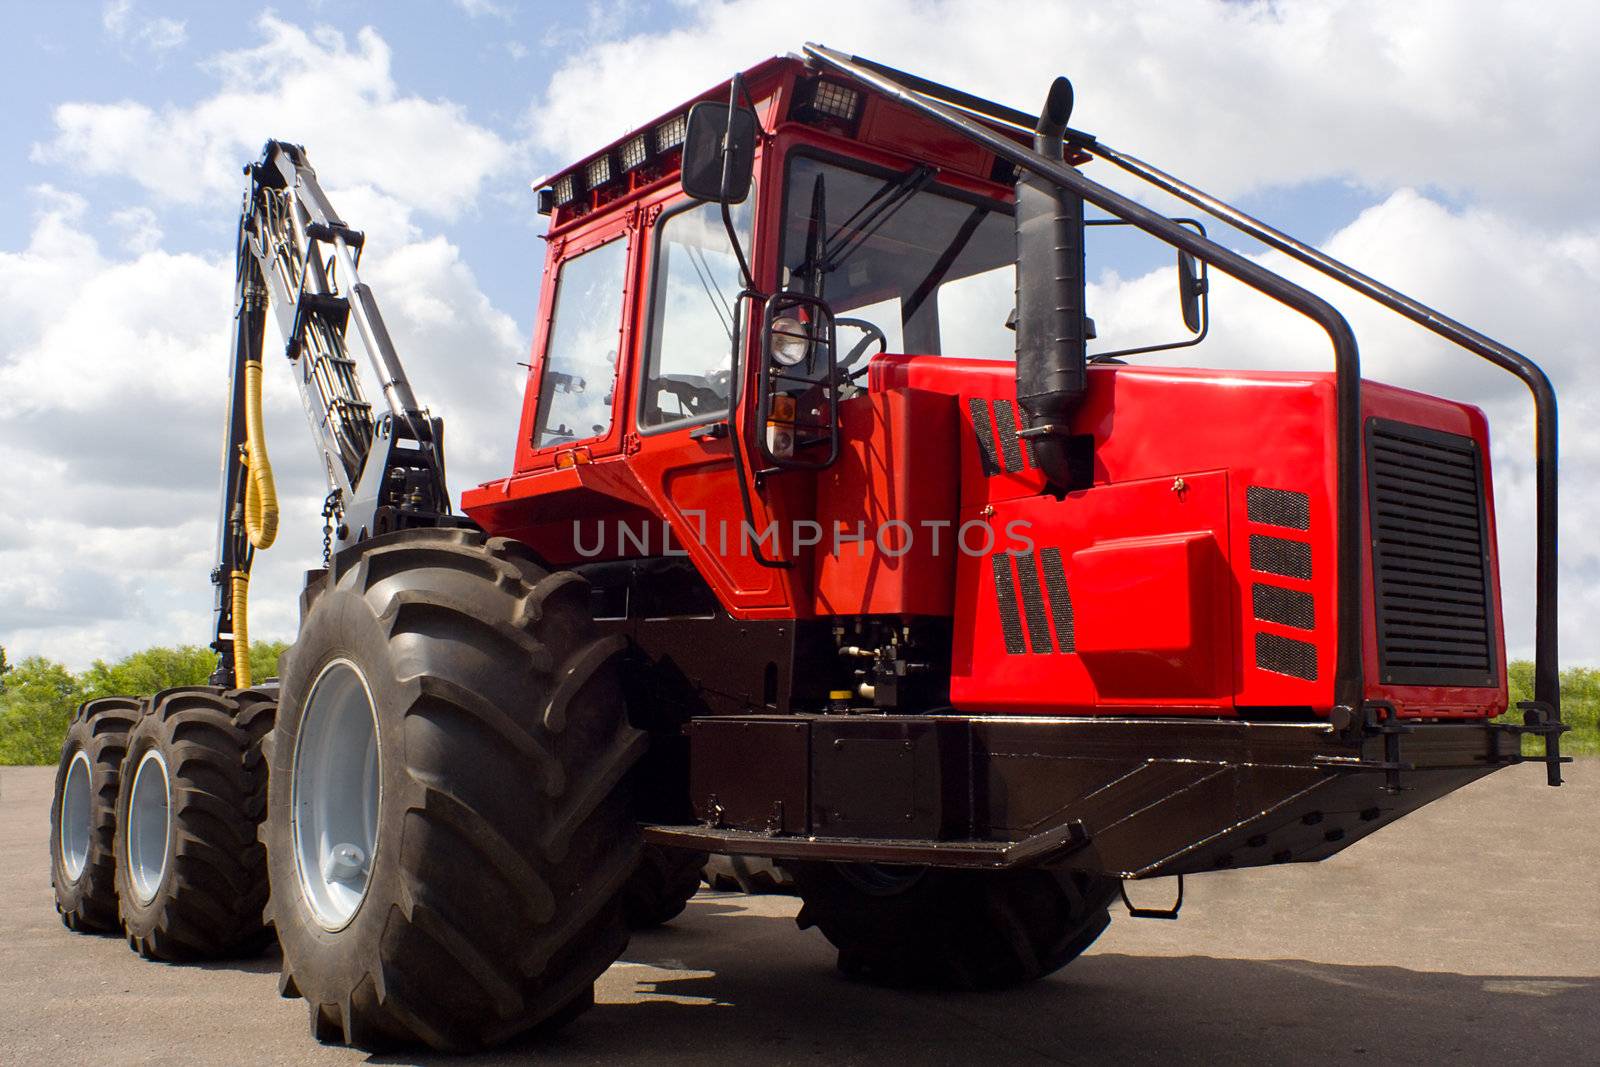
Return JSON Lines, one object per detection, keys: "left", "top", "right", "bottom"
{"left": 814, "top": 388, "right": 960, "bottom": 616}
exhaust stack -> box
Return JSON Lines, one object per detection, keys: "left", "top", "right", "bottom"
{"left": 1013, "top": 76, "right": 1089, "bottom": 490}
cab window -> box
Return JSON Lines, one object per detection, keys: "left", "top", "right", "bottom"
{"left": 779, "top": 154, "right": 1013, "bottom": 360}
{"left": 533, "top": 237, "right": 629, "bottom": 449}
{"left": 640, "top": 197, "right": 755, "bottom": 430}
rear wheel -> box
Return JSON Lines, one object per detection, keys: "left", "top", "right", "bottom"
{"left": 265, "top": 529, "right": 645, "bottom": 1052}
{"left": 791, "top": 862, "right": 1117, "bottom": 989}
{"left": 621, "top": 845, "right": 708, "bottom": 928}
{"left": 113, "top": 686, "right": 277, "bottom": 960}
{"left": 50, "top": 696, "right": 143, "bottom": 932}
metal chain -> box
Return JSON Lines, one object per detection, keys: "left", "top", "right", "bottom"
{"left": 320, "top": 489, "right": 343, "bottom": 567}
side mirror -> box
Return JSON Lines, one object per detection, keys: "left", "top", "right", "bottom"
{"left": 681, "top": 100, "right": 758, "bottom": 204}
{"left": 1178, "top": 250, "right": 1208, "bottom": 334}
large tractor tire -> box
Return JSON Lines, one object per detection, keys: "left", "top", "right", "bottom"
{"left": 264, "top": 529, "right": 646, "bottom": 1052}
{"left": 113, "top": 686, "right": 277, "bottom": 960}
{"left": 791, "top": 862, "right": 1118, "bottom": 990}
{"left": 621, "top": 845, "right": 708, "bottom": 929}
{"left": 50, "top": 696, "right": 144, "bottom": 932}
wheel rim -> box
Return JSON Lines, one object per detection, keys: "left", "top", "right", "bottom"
{"left": 127, "top": 750, "right": 171, "bottom": 905}
{"left": 60, "top": 749, "right": 93, "bottom": 882}
{"left": 292, "top": 659, "right": 381, "bottom": 931}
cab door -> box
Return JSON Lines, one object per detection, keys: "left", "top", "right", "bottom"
{"left": 514, "top": 210, "right": 637, "bottom": 472}
{"left": 624, "top": 189, "right": 809, "bottom": 615}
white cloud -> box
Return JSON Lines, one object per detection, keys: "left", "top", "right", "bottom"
{"left": 39, "top": 15, "right": 515, "bottom": 220}
{"left": 108, "top": 205, "right": 162, "bottom": 255}
{"left": 102, "top": 0, "right": 187, "bottom": 57}
{"left": 0, "top": 194, "right": 522, "bottom": 669}
{"left": 454, "top": 0, "right": 512, "bottom": 20}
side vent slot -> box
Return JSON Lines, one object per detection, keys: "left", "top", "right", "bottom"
{"left": 991, "top": 550, "right": 1074, "bottom": 655}
{"left": 1249, "top": 534, "right": 1311, "bottom": 580}
{"left": 1256, "top": 632, "right": 1318, "bottom": 680}
{"left": 967, "top": 398, "right": 1001, "bottom": 476}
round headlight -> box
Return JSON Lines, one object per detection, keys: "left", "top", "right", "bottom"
{"left": 769, "top": 316, "right": 811, "bottom": 367}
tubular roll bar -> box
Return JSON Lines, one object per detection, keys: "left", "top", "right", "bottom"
{"left": 801, "top": 43, "right": 1561, "bottom": 764}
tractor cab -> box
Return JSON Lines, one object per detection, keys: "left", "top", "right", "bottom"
{"left": 465, "top": 55, "right": 1181, "bottom": 648}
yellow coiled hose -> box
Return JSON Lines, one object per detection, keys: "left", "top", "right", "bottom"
{"left": 233, "top": 358, "right": 278, "bottom": 687}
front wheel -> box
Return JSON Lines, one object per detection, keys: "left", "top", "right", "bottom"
{"left": 264, "top": 530, "right": 646, "bottom": 1052}
{"left": 791, "top": 862, "right": 1118, "bottom": 989}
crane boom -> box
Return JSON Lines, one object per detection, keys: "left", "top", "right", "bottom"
{"left": 209, "top": 140, "right": 453, "bottom": 686}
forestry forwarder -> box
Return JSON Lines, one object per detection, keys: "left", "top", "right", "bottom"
{"left": 48, "top": 43, "right": 1566, "bottom": 1052}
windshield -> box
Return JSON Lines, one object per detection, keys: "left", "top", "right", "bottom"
{"left": 780, "top": 154, "right": 1015, "bottom": 360}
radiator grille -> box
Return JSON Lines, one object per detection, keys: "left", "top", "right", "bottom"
{"left": 1366, "top": 418, "right": 1497, "bottom": 687}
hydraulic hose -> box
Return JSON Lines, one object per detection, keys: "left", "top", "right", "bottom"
{"left": 242, "top": 358, "right": 279, "bottom": 550}
{"left": 233, "top": 356, "right": 278, "bottom": 688}
{"left": 231, "top": 571, "right": 252, "bottom": 688}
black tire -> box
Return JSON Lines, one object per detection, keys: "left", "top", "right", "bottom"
{"left": 50, "top": 696, "right": 143, "bottom": 932}
{"left": 621, "top": 845, "right": 708, "bottom": 928}
{"left": 265, "top": 529, "right": 646, "bottom": 1052}
{"left": 791, "top": 863, "right": 1118, "bottom": 989}
{"left": 113, "top": 686, "right": 276, "bottom": 960}
{"left": 705, "top": 854, "right": 795, "bottom": 895}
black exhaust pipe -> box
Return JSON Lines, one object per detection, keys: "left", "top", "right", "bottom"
{"left": 1013, "top": 76, "right": 1089, "bottom": 490}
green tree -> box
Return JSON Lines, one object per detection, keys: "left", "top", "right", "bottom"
{"left": 0, "top": 656, "right": 86, "bottom": 765}
{"left": 245, "top": 639, "right": 292, "bottom": 685}
{"left": 0, "top": 640, "right": 294, "bottom": 765}
{"left": 78, "top": 644, "right": 216, "bottom": 700}
{"left": 0, "top": 644, "right": 11, "bottom": 691}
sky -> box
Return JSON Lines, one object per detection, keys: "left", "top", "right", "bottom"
{"left": 0, "top": 0, "right": 1595, "bottom": 671}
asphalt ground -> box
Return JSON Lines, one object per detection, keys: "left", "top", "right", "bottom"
{"left": 3, "top": 762, "right": 1596, "bottom": 1065}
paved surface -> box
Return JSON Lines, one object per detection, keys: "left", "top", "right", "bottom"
{"left": 3, "top": 762, "right": 1596, "bottom": 1065}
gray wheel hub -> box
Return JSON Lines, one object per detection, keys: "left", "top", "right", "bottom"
{"left": 60, "top": 749, "right": 94, "bottom": 882}
{"left": 127, "top": 749, "right": 171, "bottom": 905}
{"left": 291, "top": 659, "right": 381, "bottom": 931}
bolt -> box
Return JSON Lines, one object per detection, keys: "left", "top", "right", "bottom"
{"left": 322, "top": 843, "right": 367, "bottom": 882}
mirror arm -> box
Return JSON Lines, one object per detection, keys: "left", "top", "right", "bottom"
{"left": 718, "top": 74, "right": 756, "bottom": 290}
{"left": 1086, "top": 217, "right": 1211, "bottom": 363}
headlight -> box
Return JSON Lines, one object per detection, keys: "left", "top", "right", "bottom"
{"left": 769, "top": 316, "right": 811, "bottom": 366}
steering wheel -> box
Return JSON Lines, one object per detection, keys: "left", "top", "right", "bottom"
{"left": 835, "top": 317, "right": 887, "bottom": 375}
{"left": 656, "top": 373, "right": 727, "bottom": 415}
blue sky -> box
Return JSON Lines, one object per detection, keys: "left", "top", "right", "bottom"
{"left": 2, "top": 1, "right": 1596, "bottom": 669}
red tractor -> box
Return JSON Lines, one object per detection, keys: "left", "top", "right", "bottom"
{"left": 48, "top": 43, "right": 1564, "bottom": 1052}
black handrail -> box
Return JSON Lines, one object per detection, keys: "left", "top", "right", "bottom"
{"left": 802, "top": 42, "right": 1367, "bottom": 715}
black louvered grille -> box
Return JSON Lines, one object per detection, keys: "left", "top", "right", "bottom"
{"left": 1366, "top": 418, "right": 1497, "bottom": 687}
